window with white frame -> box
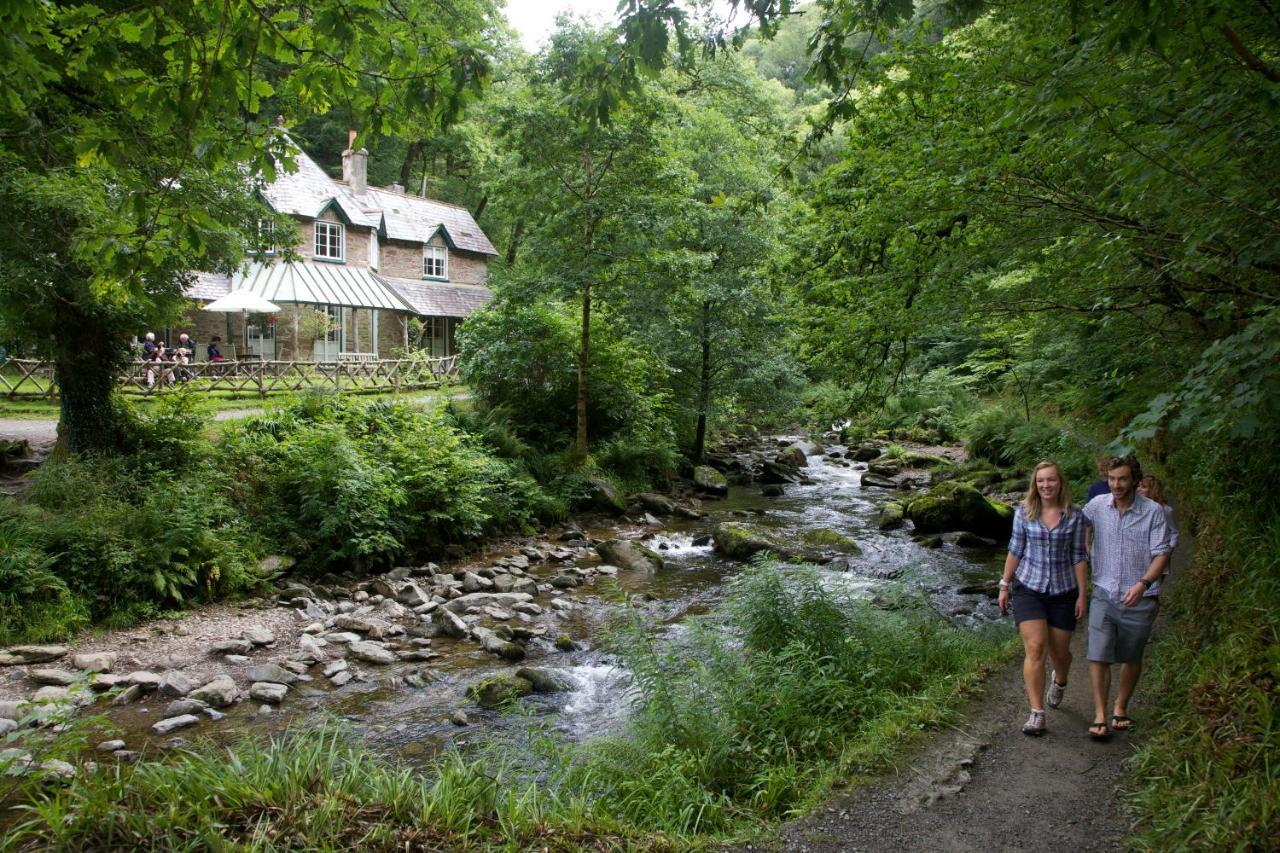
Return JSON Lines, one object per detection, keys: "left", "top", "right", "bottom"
{"left": 369, "top": 231, "right": 379, "bottom": 270}
{"left": 314, "top": 220, "right": 344, "bottom": 261}
{"left": 254, "top": 219, "right": 276, "bottom": 255}
{"left": 422, "top": 245, "right": 448, "bottom": 279}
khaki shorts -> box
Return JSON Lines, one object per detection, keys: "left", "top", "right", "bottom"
{"left": 1087, "top": 587, "right": 1158, "bottom": 664}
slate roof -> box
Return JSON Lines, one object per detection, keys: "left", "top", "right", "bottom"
{"left": 261, "top": 146, "right": 378, "bottom": 227}
{"left": 377, "top": 275, "right": 493, "bottom": 318}
{"left": 366, "top": 187, "right": 498, "bottom": 256}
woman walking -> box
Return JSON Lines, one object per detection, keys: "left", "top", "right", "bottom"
{"left": 999, "top": 460, "right": 1090, "bottom": 736}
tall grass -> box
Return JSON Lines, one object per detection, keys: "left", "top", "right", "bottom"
{"left": 2, "top": 561, "right": 1011, "bottom": 849}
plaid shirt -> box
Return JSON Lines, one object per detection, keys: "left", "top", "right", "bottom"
{"left": 1008, "top": 506, "right": 1089, "bottom": 594}
{"left": 1083, "top": 493, "right": 1172, "bottom": 601}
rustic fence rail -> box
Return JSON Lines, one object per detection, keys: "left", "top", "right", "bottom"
{"left": 0, "top": 356, "right": 459, "bottom": 400}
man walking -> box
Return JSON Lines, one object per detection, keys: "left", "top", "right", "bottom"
{"left": 1083, "top": 455, "right": 1171, "bottom": 739}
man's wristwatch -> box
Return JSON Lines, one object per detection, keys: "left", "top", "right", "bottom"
{"left": 1138, "top": 578, "right": 1153, "bottom": 589}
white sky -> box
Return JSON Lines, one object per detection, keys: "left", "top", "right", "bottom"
{"left": 505, "top": 0, "right": 621, "bottom": 51}
{"left": 504, "top": 1, "right": 744, "bottom": 52}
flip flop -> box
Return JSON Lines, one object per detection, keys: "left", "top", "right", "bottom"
{"left": 1110, "top": 715, "right": 1135, "bottom": 731}
{"left": 1088, "top": 720, "right": 1111, "bottom": 740}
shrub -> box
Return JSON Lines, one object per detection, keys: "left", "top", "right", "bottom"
{"left": 0, "top": 507, "right": 88, "bottom": 644}
{"left": 965, "top": 407, "right": 1095, "bottom": 495}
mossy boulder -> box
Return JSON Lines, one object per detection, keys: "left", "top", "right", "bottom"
{"left": 801, "top": 528, "right": 862, "bottom": 555}
{"left": 584, "top": 476, "right": 627, "bottom": 515}
{"left": 467, "top": 674, "right": 534, "bottom": 709}
{"left": 776, "top": 445, "right": 808, "bottom": 469}
{"left": 712, "top": 522, "right": 825, "bottom": 563}
{"left": 876, "top": 501, "right": 906, "bottom": 531}
{"left": 692, "top": 465, "right": 729, "bottom": 496}
{"left": 906, "top": 481, "right": 1013, "bottom": 540}
{"left": 899, "top": 451, "right": 953, "bottom": 469}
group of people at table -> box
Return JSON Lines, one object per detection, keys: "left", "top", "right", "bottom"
{"left": 137, "top": 331, "right": 227, "bottom": 387}
{"left": 999, "top": 454, "right": 1178, "bottom": 739}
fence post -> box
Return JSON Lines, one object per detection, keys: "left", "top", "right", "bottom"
{"left": 257, "top": 360, "right": 265, "bottom": 399}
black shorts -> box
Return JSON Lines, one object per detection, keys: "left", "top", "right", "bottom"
{"left": 1011, "top": 580, "right": 1079, "bottom": 631}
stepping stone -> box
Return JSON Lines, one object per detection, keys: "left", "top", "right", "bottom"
{"left": 151, "top": 714, "right": 199, "bottom": 735}
{"left": 249, "top": 682, "right": 288, "bottom": 704}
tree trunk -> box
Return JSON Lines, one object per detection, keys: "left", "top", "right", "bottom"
{"left": 54, "top": 307, "right": 129, "bottom": 455}
{"left": 505, "top": 219, "right": 524, "bottom": 267}
{"left": 691, "top": 300, "right": 712, "bottom": 463}
{"left": 575, "top": 279, "right": 591, "bottom": 462}
{"left": 399, "top": 141, "right": 423, "bottom": 189}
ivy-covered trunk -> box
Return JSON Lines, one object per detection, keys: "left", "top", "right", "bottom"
{"left": 691, "top": 300, "right": 712, "bottom": 463}
{"left": 53, "top": 305, "right": 128, "bottom": 455}
{"left": 575, "top": 279, "right": 591, "bottom": 462}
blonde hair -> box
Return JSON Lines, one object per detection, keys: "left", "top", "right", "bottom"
{"left": 1139, "top": 475, "right": 1166, "bottom": 504}
{"left": 1023, "top": 460, "right": 1073, "bottom": 521}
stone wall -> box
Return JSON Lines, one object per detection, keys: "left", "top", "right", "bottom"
{"left": 380, "top": 235, "right": 488, "bottom": 285}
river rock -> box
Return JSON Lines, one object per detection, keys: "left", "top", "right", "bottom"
{"left": 462, "top": 572, "right": 494, "bottom": 593}
{"left": 472, "top": 628, "right": 525, "bottom": 661}
{"left": 329, "top": 670, "right": 353, "bottom": 687}
{"left": 851, "top": 444, "right": 881, "bottom": 462}
{"left": 594, "top": 539, "right": 664, "bottom": 572}
{"left": 515, "top": 667, "right": 570, "bottom": 694}
{"left": 761, "top": 483, "right": 785, "bottom": 497}
{"left": 801, "top": 528, "right": 863, "bottom": 555}
{"left": 396, "top": 582, "right": 431, "bottom": 608}
{"left": 776, "top": 445, "right": 808, "bottom": 469}
{"left": 450, "top": 710, "right": 469, "bottom": 726}
{"left": 550, "top": 574, "right": 580, "bottom": 589}
{"left": 0, "top": 719, "right": 18, "bottom": 736}
{"left": 324, "top": 632, "right": 361, "bottom": 645}
{"left": 242, "top": 627, "right": 276, "bottom": 646}
{"left": 71, "top": 652, "right": 117, "bottom": 673}
{"left": 40, "top": 759, "right": 76, "bottom": 781}
{"left": 89, "top": 673, "right": 125, "bottom": 692}
{"left": 96, "top": 739, "right": 126, "bottom": 752}
{"left": 165, "top": 698, "right": 208, "bottom": 717}
{"left": 467, "top": 674, "right": 534, "bottom": 708}
{"left": 188, "top": 675, "right": 238, "bottom": 708}
{"left": 157, "top": 671, "right": 198, "bottom": 698}
{"left": 860, "top": 472, "right": 899, "bottom": 489}
{"left": 209, "top": 639, "right": 253, "bottom": 656}
{"left": 444, "top": 592, "right": 535, "bottom": 614}
{"left": 152, "top": 714, "right": 199, "bottom": 735}
{"left": 585, "top": 476, "right": 627, "bottom": 514}
{"left": 954, "top": 531, "right": 999, "bottom": 548}
{"left": 692, "top": 465, "right": 729, "bottom": 496}
{"left": 636, "top": 493, "right": 677, "bottom": 515}
{"left": 867, "top": 460, "right": 903, "bottom": 477}
{"left": 32, "top": 686, "right": 75, "bottom": 705}
{"left": 322, "top": 659, "right": 348, "bottom": 678}
{"left": 123, "top": 671, "right": 162, "bottom": 691}
{"left": 111, "top": 684, "right": 143, "bottom": 705}
{"left": 907, "top": 482, "right": 1014, "bottom": 540}
{"left": 877, "top": 501, "right": 906, "bottom": 530}
{"left": 29, "top": 669, "right": 77, "bottom": 687}
{"left": 249, "top": 682, "right": 288, "bottom": 704}
{"left": 367, "top": 578, "right": 397, "bottom": 599}
{"left": 298, "top": 634, "right": 328, "bottom": 662}
{"left": 711, "top": 522, "right": 825, "bottom": 563}
{"left": 348, "top": 641, "right": 397, "bottom": 665}
{"left": 0, "top": 645, "right": 68, "bottom": 666}
{"left": 245, "top": 664, "right": 300, "bottom": 685}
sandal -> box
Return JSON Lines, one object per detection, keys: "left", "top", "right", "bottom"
{"left": 1088, "top": 720, "right": 1111, "bottom": 740}
{"left": 1022, "top": 709, "right": 1047, "bottom": 736}
{"left": 1110, "top": 715, "right": 1135, "bottom": 732}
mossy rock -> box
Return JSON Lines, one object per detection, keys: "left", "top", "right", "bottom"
{"left": 867, "top": 460, "right": 903, "bottom": 477}
{"left": 692, "top": 465, "right": 729, "bottom": 496}
{"left": 899, "top": 451, "right": 953, "bottom": 469}
{"left": 595, "top": 539, "right": 664, "bottom": 572}
{"left": 775, "top": 445, "right": 808, "bottom": 469}
{"left": 876, "top": 501, "right": 906, "bottom": 531}
{"left": 584, "top": 476, "right": 627, "bottom": 515}
{"left": 906, "top": 481, "right": 1014, "bottom": 540}
{"left": 467, "top": 674, "right": 533, "bottom": 709}
{"left": 801, "top": 528, "right": 862, "bottom": 555}
{"left": 711, "top": 522, "right": 825, "bottom": 563}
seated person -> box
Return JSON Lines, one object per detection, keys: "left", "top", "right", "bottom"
{"left": 207, "top": 336, "right": 226, "bottom": 362}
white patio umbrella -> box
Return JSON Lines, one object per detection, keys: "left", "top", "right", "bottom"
{"left": 202, "top": 289, "right": 282, "bottom": 360}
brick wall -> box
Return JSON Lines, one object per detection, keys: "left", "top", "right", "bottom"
{"left": 379, "top": 238, "right": 488, "bottom": 285}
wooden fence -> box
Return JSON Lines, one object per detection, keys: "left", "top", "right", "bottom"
{"left": 0, "top": 356, "right": 460, "bottom": 400}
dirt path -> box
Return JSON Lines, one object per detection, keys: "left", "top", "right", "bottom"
{"left": 748, "top": 543, "right": 1191, "bottom": 853}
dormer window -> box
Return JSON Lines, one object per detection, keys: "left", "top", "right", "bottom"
{"left": 423, "top": 245, "right": 448, "bottom": 279}
{"left": 314, "top": 221, "right": 345, "bottom": 262}
{"left": 254, "top": 220, "right": 276, "bottom": 255}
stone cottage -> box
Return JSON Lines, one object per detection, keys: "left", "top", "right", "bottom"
{"left": 186, "top": 134, "right": 496, "bottom": 361}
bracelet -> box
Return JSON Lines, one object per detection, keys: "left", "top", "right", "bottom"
{"left": 998, "top": 578, "right": 1010, "bottom": 589}
{"left": 1138, "top": 578, "right": 1153, "bottom": 589}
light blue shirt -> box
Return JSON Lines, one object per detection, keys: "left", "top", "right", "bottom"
{"left": 1083, "top": 493, "right": 1171, "bottom": 601}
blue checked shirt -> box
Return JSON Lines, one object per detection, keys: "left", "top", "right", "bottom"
{"left": 1007, "top": 506, "right": 1089, "bottom": 594}
{"left": 1083, "top": 493, "right": 1171, "bottom": 601}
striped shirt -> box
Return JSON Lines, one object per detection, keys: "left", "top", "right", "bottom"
{"left": 1007, "top": 505, "right": 1089, "bottom": 594}
{"left": 1083, "top": 493, "right": 1171, "bottom": 601}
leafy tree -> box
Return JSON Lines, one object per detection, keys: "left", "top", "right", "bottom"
{"left": 0, "top": 0, "right": 497, "bottom": 453}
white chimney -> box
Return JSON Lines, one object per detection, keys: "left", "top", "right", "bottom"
{"left": 342, "top": 128, "right": 367, "bottom": 195}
